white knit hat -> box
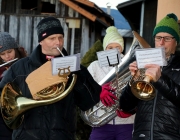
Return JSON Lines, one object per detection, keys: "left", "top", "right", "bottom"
{"left": 103, "top": 26, "right": 124, "bottom": 51}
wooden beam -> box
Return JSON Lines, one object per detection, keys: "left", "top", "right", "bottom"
{"left": 74, "top": 0, "right": 95, "bottom": 8}
{"left": 60, "top": 0, "right": 96, "bottom": 22}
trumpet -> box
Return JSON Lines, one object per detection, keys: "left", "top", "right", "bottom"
{"left": 130, "top": 69, "right": 156, "bottom": 101}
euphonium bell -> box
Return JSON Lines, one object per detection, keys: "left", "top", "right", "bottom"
{"left": 130, "top": 69, "right": 156, "bottom": 101}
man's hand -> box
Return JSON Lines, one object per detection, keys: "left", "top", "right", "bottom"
{"left": 100, "top": 83, "right": 117, "bottom": 107}
{"left": 129, "top": 61, "right": 161, "bottom": 82}
{"left": 129, "top": 61, "right": 138, "bottom": 76}
{"left": 145, "top": 64, "right": 161, "bottom": 82}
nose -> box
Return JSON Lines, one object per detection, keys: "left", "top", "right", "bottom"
{"left": 5, "top": 53, "right": 10, "bottom": 58}
{"left": 159, "top": 38, "right": 165, "bottom": 45}
{"left": 55, "top": 37, "right": 62, "bottom": 45}
{"left": 56, "top": 39, "right": 60, "bottom": 45}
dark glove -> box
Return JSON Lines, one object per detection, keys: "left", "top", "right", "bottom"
{"left": 100, "top": 82, "right": 117, "bottom": 107}
{"left": 116, "top": 109, "right": 132, "bottom": 118}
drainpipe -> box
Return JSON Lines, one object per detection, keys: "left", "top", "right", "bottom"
{"left": 101, "top": 2, "right": 111, "bottom": 36}
{"left": 140, "top": 1, "right": 145, "bottom": 36}
{"left": 106, "top": 2, "right": 111, "bottom": 15}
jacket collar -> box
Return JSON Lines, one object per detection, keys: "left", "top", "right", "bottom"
{"left": 29, "top": 45, "right": 68, "bottom": 67}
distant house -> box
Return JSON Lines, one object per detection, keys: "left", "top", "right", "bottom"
{"left": 0, "top": 0, "right": 114, "bottom": 57}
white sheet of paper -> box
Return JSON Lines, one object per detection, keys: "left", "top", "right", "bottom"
{"left": 135, "top": 47, "right": 167, "bottom": 69}
{"left": 51, "top": 53, "right": 80, "bottom": 75}
{"left": 97, "top": 48, "right": 121, "bottom": 67}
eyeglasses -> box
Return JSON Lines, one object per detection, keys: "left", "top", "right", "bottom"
{"left": 154, "top": 36, "right": 175, "bottom": 42}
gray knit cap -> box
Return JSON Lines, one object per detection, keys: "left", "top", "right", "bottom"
{"left": 0, "top": 32, "right": 18, "bottom": 53}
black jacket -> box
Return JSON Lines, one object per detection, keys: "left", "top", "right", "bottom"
{"left": 0, "top": 45, "right": 101, "bottom": 140}
{"left": 120, "top": 51, "right": 180, "bottom": 140}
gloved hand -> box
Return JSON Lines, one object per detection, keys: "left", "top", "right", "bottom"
{"left": 100, "top": 83, "right": 118, "bottom": 107}
{"left": 102, "top": 82, "right": 116, "bottom": 91}
{"left": 116, "top": 109, "right": 132, "bottom": 118}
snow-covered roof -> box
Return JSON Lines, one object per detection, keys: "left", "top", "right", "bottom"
{"left": 101, "top": 8, "right": 131, "bottom": 30}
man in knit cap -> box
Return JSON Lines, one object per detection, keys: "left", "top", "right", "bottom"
{"left": 0, "top": 17, "right": 112, "bottom": 140}
{"left": 119, "top": 13, "right": 180, "bottom": 139}
{"left": 88, "top": 26, "right": 135, "bottom": 140}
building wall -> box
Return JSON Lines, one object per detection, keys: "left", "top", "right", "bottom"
{"left": 157, "top": 0, "right": 180, "bottom": 23}
{"left": 143, "top": 0, "right": 157, "bottom": 47}
{"left": 0, "top": 0, "right": 109, "bottom": 58}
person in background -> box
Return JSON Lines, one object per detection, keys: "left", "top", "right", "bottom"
{"left": 0, "top": 32, "right": 27, "bottom": 80}
{"left": 81, "top": 39, "right": 103, "bottom": 67}
{"left": 0, "top": 17, "right": 113, "bottom": 140}
{"left": 120, "top": 13, "right": 180, "bottom": 140}
{"left": 88, "top": 26, "right": 135, "bottom": 140}
{"left": 0, "top": 32, "right": 27, "bottom": 140}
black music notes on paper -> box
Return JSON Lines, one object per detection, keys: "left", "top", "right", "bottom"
{"left": 97, "top": 48, "right": 121, "bottom": 67}
{"left": 135, "top": 47, "right": 167, "bottom": 69}
{"left": 51, "top": 53, "right": 80, "bottom": 75}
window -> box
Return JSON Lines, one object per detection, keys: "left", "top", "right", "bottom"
{"left": 20, "top": 0, "right": 55, "bottom": 14}
{"left": 21, "top": 0, "right": 37, "bottom": 11}
{"left": 41, "top": 2, "right": 55, "bottom": 13}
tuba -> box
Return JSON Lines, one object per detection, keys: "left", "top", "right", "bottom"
{"left": 0, "top": 62, "right": 77, "bottom": 129}
{"left": 80, "top": 31, "right": 151, "bottom": 127}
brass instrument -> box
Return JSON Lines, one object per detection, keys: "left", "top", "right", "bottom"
{"left": 80, "top": 31, "right": 151, "bottom": 127}
{"left": 130, "top": 69, "right": 156, "bottom": 101}
{"left": 1, "top": 64, "right": 77, "bottom": 129}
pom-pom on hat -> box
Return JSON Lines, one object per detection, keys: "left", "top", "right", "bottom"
{"left": 0, "top": 32, "right": 18, "bottom": 53}
{"left": 36, "top": 17, "right": 64, "bottom": 42}
{"left": 153, "top": 13, "right": 180, "bottom": 44}
{"left": 103, "top": 26, "right": 124, "bottom": 51}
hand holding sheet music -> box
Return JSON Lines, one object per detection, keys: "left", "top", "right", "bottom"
{"left": 135, "top": 47, "right": 167, "bottom": 69}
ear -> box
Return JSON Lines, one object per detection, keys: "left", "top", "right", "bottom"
{"left": 39, "top": 42, "right": 42, "bottom": 45}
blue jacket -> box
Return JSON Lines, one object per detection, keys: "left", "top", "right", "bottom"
{"left": 0, "top": 45, "right": 101, "bottom": 140}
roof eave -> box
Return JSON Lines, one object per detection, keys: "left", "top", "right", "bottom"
{"left": 117, "top": 0, "right": 145, "bottom": 9}
{"left": 59, "top": 0, "right": 114, "bottom": 27}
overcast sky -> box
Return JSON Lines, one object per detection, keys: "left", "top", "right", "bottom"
{"left": 89, "top": 0, "right": 130, "bottom": 9}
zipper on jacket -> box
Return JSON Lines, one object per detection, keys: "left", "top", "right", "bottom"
{"left": 150, "top": 90, "right": 158, "bottom": 140}
{"left": 172, "top": 68, "right": 180, "bottom": 71}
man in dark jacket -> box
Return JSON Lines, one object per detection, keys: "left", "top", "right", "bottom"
{"left": 0, "top": 17, "right": 113, "bottom": 140}
{"left": 120, "top": 13, "right": 180, "bottom": 140}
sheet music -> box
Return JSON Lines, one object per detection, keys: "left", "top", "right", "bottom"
{"left": 135, "top": 47, "right": 167, "bottom": 69}
{"left": 97, "top": 48, "right": 121, "bottom": 67}
{"left": 51, "top": 53, "right": 80, "bottom": 75}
